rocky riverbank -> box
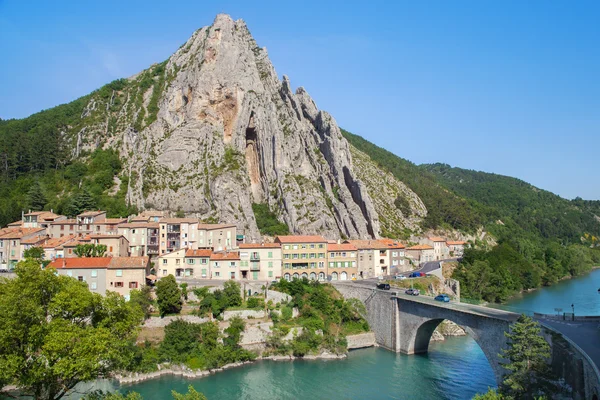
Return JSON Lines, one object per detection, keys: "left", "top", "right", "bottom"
{"left": 116, "top": 352, "right": 347, "bottom": 385}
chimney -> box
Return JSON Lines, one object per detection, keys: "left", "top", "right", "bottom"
{"left": 62, "top": 258, "right": 66, "bottom": 269}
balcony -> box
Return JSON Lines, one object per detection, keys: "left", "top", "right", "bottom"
{"left": 250, "top": 253, "right": 260, "bottom": 261}
{"left": 250, "top": 263, "right": 260, "bottom": 271}
{"left": 147, "top": 248, "right": 159, "bottom": 255}
{"left": 167, "top": 225, "right": 181, "bottom": 233}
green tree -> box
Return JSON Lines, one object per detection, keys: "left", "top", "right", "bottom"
{"left": 27, "top": 180, "right": 47, "bottom": 211}
{"left": 472, "top": 388, "right": 506, "bottom": 399}
{"left": 23, "top": 246, "right": 44, "bottom": 262}
{"left": 130, "top": 285, "right": 154, "bottom": 319}
{"left": 74, "top": 244, "right": 107, "bottom": 257}
{"left": 222, "top": 280, "right": 242, "bottom": 307}
{"left": 65, "top": 188, "right": 97, "bottom": 216}
{"left": 171, "top": 386, "right": 208, "bottom": 400}
{"left": 155, "top": 275, "right": 182, "bottom": 317}
{"left": 499, "top": 315, "right": 555, "bottom": 399}
{"left": 180, "top": 282, "right": 188, "bottom": 301}
{"left": 0, "top": 260, "right": 143, "bottom": 400}
{"left": 223, "top": 316, "right": 245, "bottom": 348}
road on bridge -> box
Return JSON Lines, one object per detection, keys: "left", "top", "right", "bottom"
{"left": 535, "top": 317, "right": 600, "bottom": 373}
{"left": 335, "top": 281, "right": 519, "bottom": 322}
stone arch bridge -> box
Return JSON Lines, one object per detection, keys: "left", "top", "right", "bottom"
{"left": 334, "top": 282, "right": 520, "bottom": 384}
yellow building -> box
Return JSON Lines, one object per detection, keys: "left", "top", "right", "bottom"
{"left": 275, "top": 235, "right": 327, "bottom": 281}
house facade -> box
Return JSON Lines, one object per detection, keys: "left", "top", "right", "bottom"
{"left": 210, "top": 251, "right": 240, "bottom": 280}
{"left": 406, "top": 244, "right": 435, "bottom": 263}
{"left": 117, "top": 222, "right": 160, "bottom": 257}
{"left": 425, "top": 237, "right": 449, "bottom": 260}
{"left": 0, "top": 227, "right": 46, "bottom": 269}
{"left": 275, "top": 235, "right": 327, "bottom": 281}
{"left": 446, "top": 240, "right": 467, "bottom": 257}
{"left": 239, "top": 243, "right": 282, "bottom": 281}
{"left": 327, "top": 243, "right": 358, "bottom": 281}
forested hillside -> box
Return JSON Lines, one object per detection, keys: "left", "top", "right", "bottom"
{"left": 0, "top": 84, "right": 137, "bottom": 226}
{"left": 341, "top": 129, "right": 484, "bottom": 232}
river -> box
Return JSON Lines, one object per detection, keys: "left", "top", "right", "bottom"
{"left": 93, "top": 269, "right": 600, "bottom": 400}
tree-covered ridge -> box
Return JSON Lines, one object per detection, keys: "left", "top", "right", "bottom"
{"left": 422, "top": 163, "right": 600, "bottom": 244}
{"left": 340, "top": 129, "right": 484, "bottom": 232}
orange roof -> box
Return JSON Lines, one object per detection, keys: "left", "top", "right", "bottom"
{"left": 118, "top": 222, "right": 160, "bottom": 229}
{"left": 198, "top": 223, "right": 236, "bottom": 230}
{"left": 446, "top": 240, "right": 466, "bottom": 245}
{"left": 108, "top": 256, "right": 149, "bottom": 269}
{"left": 48, "top": 257, "right": 112, "bottom": 269}
{"left": 24, "top": 211, "right": 63, "bottom": 221}
{"left": 89, "top": 234, "right": 124, "bottom": 239}
{"left": 327, "top": 243, "right": 357, "bottom": 251}
{"left": 78, "top": 210, "right": 106, "bottom": 217}
{"left": 239, "top": 243, "right": 281, "bottom": 249}
{"left": 41, "top": 235, "right": 78, "bottom": 249}
{"left": 50, "top": 219, "right": 77, "bottom": 225}
{"left": 379, "top": 238, "right": 406, "bottom": 249}
{"left": 344, "top": 240, "right": 388, "bottom": 250}
{"left": 185, "top": 249, "right": 213, "bottom": 257}
{"left": 7, "top": 221, "right": 22, "bottom": 227}
{"left": 0, "top": 227, "right": 45, "bottom": 240}
{"left": 210, "top": 252, "right": 240, "bottom": 261}
{"left": 407, "top": 244, "right": 434, "bottom": 250}
{"left": 275, "top": 235, "right": 327, "bottom": 244}
{"left": 160, "top": 218, "right": 199, "bottom": 224}
{"left": 95, "top": 218, "right": 127, "bottom": 225}
{"left": 428, "top": 237, "right": 446, "bottom": 242}
{"left": 21, "top": 235, "right": 47, "bottom": 245}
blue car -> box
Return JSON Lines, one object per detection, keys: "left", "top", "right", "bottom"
{"left": 435, "top": 294, "right": 450, "bottom": 302}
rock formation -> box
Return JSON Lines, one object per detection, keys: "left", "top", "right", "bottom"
{"left": 69, "top": 14, "right": 427, "bottom": 240}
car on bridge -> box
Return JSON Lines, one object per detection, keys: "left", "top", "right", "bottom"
{"left": 435, "top": 294, "right": 450, "bottom": 302}
{"left": 376, "top": 283, "right": 391, "bottom": 290}
{"left": 405, "top": 288, "right": 420, "bottom": 296}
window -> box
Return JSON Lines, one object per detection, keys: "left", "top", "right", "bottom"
{"left": 342, "top": 252, "right": 346, "bottom": 257}
{"left": 214, "top": 262, "right": 220, "bottom": 268}
{"left": 162, "top": 259, "right": 167, "bottom": 265}
{"left": 301, "top": 253, "right": 307, "bottom": 259}
{"left": 284, "top": 263, "right": 290, "bottom": 269}
{"left": 109, "top": 246, "right": 113, "bottom": 252}
{"left": 292, "top": 245, "right": 298, "bottom": 250}
{"left": 90, "top": 282, "right": 97, "bottom": 290}
{"left": 129, "top": 282, "right": 138, "bottom": 289}
{"left": 268, "top": 261, "right": 273, "bottom": 268}
{"left": 301, "top": 244, "right": 306, "bottom": 249}
{"left": 229, "top": 262, "right": 236, "bottom": 267}
{"left": 68, "top": 249, "right": 72, "bottom": 254}
{"left": 78, "top": 276, "right": 84, "bottom": 281}
{"left": 201, "top": 258, "right": 207, "bottom": 264}
{"left": 329, "top": 262, "right": 334, "bottom": 268}
{"left": 310, "top": 262, "right": 316, "bottom": 268}
{"left": 310, "top": 253, "right": 315, "bottom": 259}
{"left": 175, "top": 259, "right": 181, "bottom": 265}
{"left": 329, "top": 252, "right": 335, "bottom": 258}
{"left": 318, "top": 253, "right": 325, "bottom": 258}
{"left": 114, "top": 282, "right": 124, "bottom": 288}
{"left": 284, "top": 254, "right": 290, "bottom": 259}
{"left": 60, "top": 225, "right": 64, "bottom": 231}
{"left": 268, "top": 271, "right": 273, "bottom": 278}
{"left": 268, "top": 251, "right": 273, "bottom": 258}
{"left": 162, "top": 269, "right": 167, "bottom": 276}
{"left": 284, "top": 245, "right": 290, "bottom": 250}
{"left": 310, "top": 244, "right": 315, "bottom": 249}
{"left": 318, "top": 262, "right": 324, "bottom": 269}
{"left": 292, "top": 254, "right": 298, "bottom": 259}
{"left": 215, "top": 271, "right": 220, "bottom": 277}
{"left": 187, "top": 258, "right": 195, "bottom": 264}
{"left": 116, "top": 269, "right": 123, "bottom": 277}
{"left": 132, "top": 229, "right": 136, "bottom": 234}
{"left": 318, "top": 244, "right": 324, "bottom": 249}
{"left": 91, "top": 269, "right": 97, "bottom": 277}
{"left": 392, "top": 252, "right": 398, "bottom": 257}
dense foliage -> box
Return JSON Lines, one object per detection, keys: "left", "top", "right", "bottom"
{"left": 423, "top": 163, "right": 600, "bottom": 244}
{"left": 252, "top": 203, "right": 290, "bottom": 236}
{"left": 0, "top": 260, "right": 144, "bottom": 400}
{"left": 155, "top": 275, "right": 183, "bottom": 316}
{"left": 193, "top": 280, "right": 243, "bottom": 318}
{"left": 74, "top": 244, "right": 108, "bottom": 257}
{"left": 341, "top": 129, "right": 484, "bottom": 232}
{"left": 130, "top": 318, "right": 255, "bottom": 372}
{"left": 267, "top": 278, "right": 369, "bottom": 356}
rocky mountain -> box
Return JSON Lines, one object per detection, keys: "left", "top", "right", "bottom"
{"left": 49, "top": 14, "right": 426, "bottom": 240}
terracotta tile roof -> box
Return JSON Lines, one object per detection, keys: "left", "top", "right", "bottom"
{"left": 210, "top": 252, "right": 240, "bottom": 261}
{"left": 138, "top": 210, "right": 166, "bottom": 217}
{"left": 7, "top": 221, "right": 22, "bottom": 227}
{"left": 89, "top": 234, "right": 125, "bottom": 239}
{"left": 48, "top": 257, "right": 112, "bottom": 269}
{"left": 0, "top": 227, "right": 45, "bottom": 240}
{"left": 428, "top": 236, "right": 446, "bottom": 242}
{"left": 198, "top": 223, "right": 236, "bottom": 230}
{"left": 63, "top": 236, "right": 92, "bottom": 247}
{"left": 50, "top": 219, "right": 77, "bottom": 225}
{"left": 78, "top": 210, "right": 106, "bottom": 217}
{"left": 185, "top": 249, "right": 213, "bottom": 257}
{"left": 95, "top": 218, "right": 127, "bottom": 225}
{"left": 446, "top": 240, "right": 466, "bottom": 245}
{"left": 407, "top": 244, "right": 434, "bottom": 250}
{"left": 327, "top": 243, "right": 357, "bottom": 251}
{"left": 21, "top": 235, "right": 47, "bottom": 245}
{"left": 41, "top": 235, "right": 77, "bottom": 249}
{"left": 344, "top": 240, "right": 388, "bottom": 250}
{"left": 108, "top": 256, "right": 149, "bottom": 269}
{"left": 239, "top": 243, "right": 281, "bottom": 249}
{"left": 379, "top": 238, "right": 406, "bottom": 249}
{"left": 160, "top": 218, "right": 199, "bottom": 224}
{"left": 24, "top": 211, "right": 63, "bottom": 221}
{"left": 117, "top": 222, "right": 160, "bottom": 229}
{"left": 275, "top": 235, "right": 327, "bottom": 244}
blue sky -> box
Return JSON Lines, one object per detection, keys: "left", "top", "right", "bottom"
{"left": 1, "top": 0, "right": 599, "bottom": 199}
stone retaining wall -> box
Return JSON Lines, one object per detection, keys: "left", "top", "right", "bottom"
{"left": 142, "top": 315, "right": 208, "bottom": 328}
{"left": 223, "top": 309, "right": 266, "bottom": 321}
{"left": 346, "top": 332, "right": 376, "bottom": 349}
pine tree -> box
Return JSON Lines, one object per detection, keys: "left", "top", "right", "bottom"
{"left": 65, "top": 188, "right": 97, "bottom": 216}
{"left": 499, "top": 314, "right": 555, "bottom": 399}
{"left": 27, "top": 181, "right": 47, "bottom": 211}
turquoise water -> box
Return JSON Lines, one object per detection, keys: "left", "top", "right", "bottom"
{"left": 89, "top": 269, "right": 600, "bottom": 399}
{"left": 115, "top": 338, "right": 495, "bottom": 400}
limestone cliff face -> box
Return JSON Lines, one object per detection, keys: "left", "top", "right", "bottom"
{"left": 72, "top": 14, "right": 426, "bottom": 240}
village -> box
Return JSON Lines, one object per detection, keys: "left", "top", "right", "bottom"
{"left": 0, "top": 209, "right": 467, "bottom": 299}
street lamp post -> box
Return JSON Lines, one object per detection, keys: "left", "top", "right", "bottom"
{"left": 571, "top": 303, "right": 575, "bottom": 321}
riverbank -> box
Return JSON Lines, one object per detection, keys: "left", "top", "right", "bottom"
{"left": 116, "top": 352, "right": 348, "bottom": 385}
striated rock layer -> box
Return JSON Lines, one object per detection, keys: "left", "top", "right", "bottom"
{"left": 73, "top": 14, "right": 426, "bottom": 240}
